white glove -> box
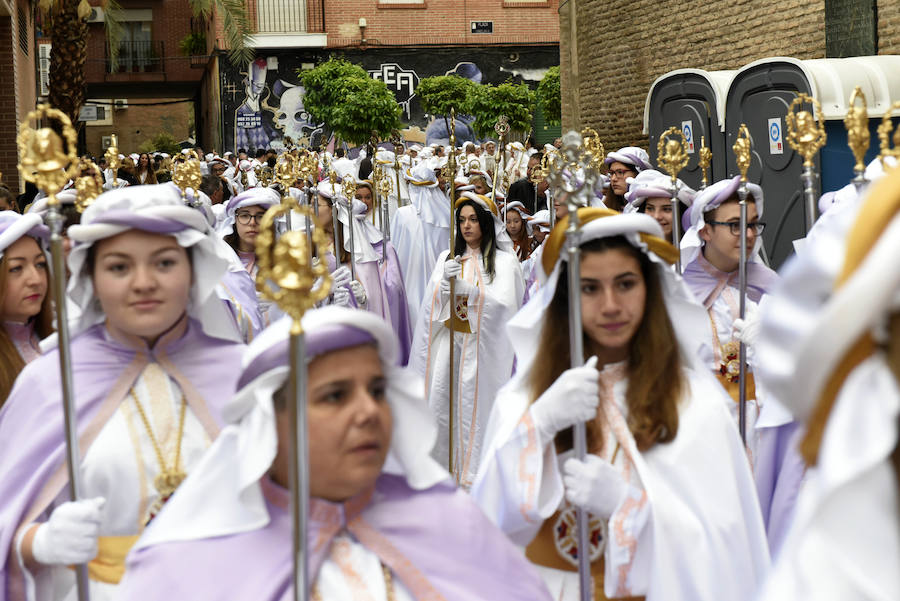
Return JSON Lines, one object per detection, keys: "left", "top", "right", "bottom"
{"left": 332, "top": 286, "right": 352, "bottom": 307}
{"left": 331, "top": 265, "right": 352, "bottom": 290}
{"left": 30, "top": 497, "right": 106, "bottom": 566}
{"left": 563, "top": 455, "right": 627, "bottom": 519}
{"left": 732, "top": 302, "right": 760, "bottom": 349}
{"left": 439, "top": 277, "right": 475, "bottom": 299}
{"left": 442, "top": 259, "right": 462, "bottom": 281}
{"left": 350, "top": 280, "right": 368, "bottom": 310}
{"left": 530, "top": 356, "right": 599, "bottom": 439}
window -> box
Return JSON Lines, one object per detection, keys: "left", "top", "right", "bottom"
{"left": 38, "top": 44, "right": 50, "bottom": 97}
{"left": 18, "top": 8, "right": 28, "bottom": 54}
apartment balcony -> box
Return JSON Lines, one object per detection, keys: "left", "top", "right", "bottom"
{"left": 107, "top": 40, "right": 165, "bottom": 74}
{"left": 251, "top": 0, "right": 326, "bottom": 48}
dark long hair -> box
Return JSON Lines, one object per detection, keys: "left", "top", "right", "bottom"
{"left": 528, "top": 235, "right": 683, "bottom": 452}
{"left": 453, "top": 199, "right": 496, "bottom": 279}
{"left": 638, "top": 198, "right": 690, "bottom": 244}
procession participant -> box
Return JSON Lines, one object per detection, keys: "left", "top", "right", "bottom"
{"left": 393, "top": 163, "right": 451, "bottom": 329}
{"left": 472, "top": 209, "right": 769, "bottom": 601}
{"left": 469, "top": 173, "right": 491, "bottom": 196}
{"left": 680, "top": 176, "right": 803, "bottom": 552}
{"left": 505, "top": 200, "right": 533, "bottom": 261}
{"left": 754, "top": 166, "right": 900, "bottom": 600}
{"left": 115, "top": 307, "right": 553, "bottom": 601}
{"left": 506, "top": 153, "right": 546, "bottom": 214}
{"left": 328, "top": 179, "right": 413, "bottom": 363}
{"left": 375, "top": 148, "right": 404, "bottom": 211}
{"left": 0, "top": 184, "right": 246, "bottom": 601}
{"left": 0, "top": 212, "right": 51, "bottom": 404}
{"left": 604, "top": 147, "right": 652, "bottom": 212}
{"left": 410, "top": 191, "right": 524, "bottom": 489}
{"left": 134, "top": 153, "right": 157, "bottom": 185}
{"left": 623, "top": 169, "right": 694, "bottom": 244}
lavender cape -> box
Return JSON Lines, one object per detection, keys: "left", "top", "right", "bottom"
{"left": 682, "top": 252, "right": 779, "bottom": 309}
{"left": 117, "top": 473, "right": 552, "bottom": 601}
{"left": 218, "top": 268, "right": 264, "bottom": 339}
{"left": 0, "top": 319, "right": 245, "bottom": 601}
{"left": 358, "top": 241, "right": 413, "bottom": 365}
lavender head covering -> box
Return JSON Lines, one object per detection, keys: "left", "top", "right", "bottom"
{"left": 135, "top": 306, "right": 448, "bottom": 550}
{"left": 605, "top": 146, "right": 653, "bottom": 172}
{"left": 63, "top": 183, "right": 241, "bottom": 344}
{"left": 217, "top": 186, "right": 281, "bottom": 237}
{"left": 0, "top": 211, "right": 48, "bottom": 258}
{"left": 680, "top": 175, "right": 765, "bottom": 267}
{"left": 623, "top": 169, "right": 695, "bottom": 213}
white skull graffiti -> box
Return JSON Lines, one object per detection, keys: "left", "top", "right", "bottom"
{"left": 273, "top": 83, "right": 317, "bottom": 140}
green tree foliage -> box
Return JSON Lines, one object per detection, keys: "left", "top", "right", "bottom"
{"left": 467, "top": 80, "right": 535, "bottom": 138}
{"left": 536, "top": 66, "right": 561, "bottom": 126}
{"left": 416, "top": 75, "right": 476, "bottom": 117}
{"left": 329, "top": 77, "right": 402, "bottom": 145}
{"left": 298, "top": 59, "right": 370, "bottom": 125}
{"left": 138, "top": 132, "right": 182, "bottom": 155}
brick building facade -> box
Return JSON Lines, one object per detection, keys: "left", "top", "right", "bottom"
{"left": 0, "top": 0, "right": 37, "bottom": 193}
{"left": 560, "top": 0, "right": 900, "bottom": 150}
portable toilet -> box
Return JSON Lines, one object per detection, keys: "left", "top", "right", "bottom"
{"left": 724, "top": 55, "right": 900, "bottom": 269}
{"left": 644, "top": 69, "right": 734, "bottom": 190}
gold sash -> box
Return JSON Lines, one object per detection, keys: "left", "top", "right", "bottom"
{"left": 714, "top": 371, "right": 756, "bottom": 404}
{"left": 87, "top": 535, "right": 140, "bottom": 584}
{"left": 524, "top": 510, "right": 645, "bottom": 601}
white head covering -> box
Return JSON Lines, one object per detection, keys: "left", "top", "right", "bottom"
{"left": 623, "top": 169, "right": 695, "bottom": 213}
{"left": 0, "top": 211, "right": 48, "bottom": 258}
{"left": 317, "top": 181, "right": 380, "bottom": 263}
{"left": 26, "top": 189, "right": 78, "bottom": 218}
{"left": 216, "top": 187, "right": 281, "bottom": 237}
{"left": 680, "top": 175, "right": 765, "bottom": 267}
{"left": 64, "top": 183, "right": 240, "bottom": 343}
{"left": 509, "top": 210, "right": 709, "bottom": 373}
{"left": 605, "top": 146, "right": 652, "bottom": 172}
{"left": 135, "top": 307, "right": 448, "bottom": 549}
{"left": 528, "top": 209, "right": 551, "bottom": 233}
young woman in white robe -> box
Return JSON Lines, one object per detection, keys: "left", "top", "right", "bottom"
{"left": 409, "top": 192, "right": 524, "bottom": 490}
{"left": 472, "top": 209, "right": 769, "bottom": 601}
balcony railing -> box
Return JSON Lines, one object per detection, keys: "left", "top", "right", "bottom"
{"left": 256, "top": 0, "right": 324, "bottom": 34}
{"left": 106, "top": 41, "right": 165, "bottom": 74}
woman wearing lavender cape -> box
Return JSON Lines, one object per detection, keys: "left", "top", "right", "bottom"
{"left": 116, "top": 307, "right": 553, "bottom": 601}
{"left": 0, "top": 184, "right": 246, "bottom": 601}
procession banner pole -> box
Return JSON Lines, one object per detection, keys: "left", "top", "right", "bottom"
{"left": 548, "top": 131, "right": 598, "bottom": 601}
{"left": 256, "top": 191, "right": 331, "bottom": 601}
{"left": 785, "top": 93, "right": 826, "bottom": 234}
{"left": 444, "top": 108, "right": 459, "bottom": 478}
{"left": 845, "top": 87, "right": 870, "bottom": 193}
{"left": 18, "top": 105, "right": 90, "bottom": 601}
{"left": 657, "top": 127, "right": 690, "bottom": 272}
{"left": 732, "top": 125, "right": 752, "bottom": 445}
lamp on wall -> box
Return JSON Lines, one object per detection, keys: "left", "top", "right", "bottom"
{"left": 359, "top": 17, "right": 367, "bottom": 45}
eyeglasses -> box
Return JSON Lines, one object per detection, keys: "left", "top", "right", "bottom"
{"left": 608, "top": 168, "right": 635, "bottom": 178}
{"left": 236, "top": 212, "right": 265, "bottom": 225}
{"left": 707, "top": 220, "right": 766, "bottom": 236}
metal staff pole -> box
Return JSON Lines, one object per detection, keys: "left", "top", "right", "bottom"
{"left": 785, "top": 93, "right": 826, "bottom": 233}
{"left": 342, "top": 178, "right": 359, "bottom": 280}
{"left": 327, "top": 168, "right": 343, "bottom": 269}
{"left": 732, "top": 124, "right": 752, "bottom": 445}
{"left": 391, "top": 134, "right": 405, "bottom": 208}
{"left": 442, "top": 108, "right": 460, "bottom": 477}
{"left": 256, "top": 193, "right": 331, "bottom": 601}
{"left": 490, "top": 116, "right": 509, "bottom": 206}
{"left": 657, "top": 127, "right": 690, "bottom": 271}
{"left": 18, "top": 105, "right": 90, "bottom": 601}
{"left": 845, "top": 87, "right": 870, "bottom": 192}
{"left": 547, "top": 130, "right": 599, "bottom": 601}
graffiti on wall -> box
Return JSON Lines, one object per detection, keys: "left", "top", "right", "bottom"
{"left": 222, "top": 47, "right": 558, "bottom": 153}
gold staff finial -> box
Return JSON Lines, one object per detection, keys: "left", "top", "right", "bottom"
{"left": 733, "top": 124, "right": 752, "bottom": 183}
{"left": 657, "top": 126, "right": 690, "bottom": 185}
{"left": 74, "top": 158, "right": 104, "bottom": 212}
{"left": 581, "top": 127, "right": 605, "bottom": 173}
{"left": 172, "top": 155, "right": 203, "bottom": 203}
{"left": 845, "top": 87, "right": 870, "bottom": 179}
{"left": 17, "top": 104, "right": 79, "bottom": 207}
{"left": 104, "top": 134, "right": 121, "bottom": 173}
{"left": 698, "top": 136, "right": 712, "bottom": 188}
{"left": 877, "top": 101, "right": 900, "bottom": 168}
{"left": 343, "top": 177, "right": 358, "bottom": 202}
{"left": 785, "top": 93, "right": 827, "bottom": 169}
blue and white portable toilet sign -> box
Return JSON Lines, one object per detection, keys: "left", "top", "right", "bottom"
{"left": 681, "top": 121, "right": 695, "bottom": 154}
{"left": 768, "top": 117, "right": 783, "bottom": 155}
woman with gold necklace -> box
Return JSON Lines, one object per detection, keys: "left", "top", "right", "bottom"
{"left": 0, "top": 184, "right": 246, "bottom": 601}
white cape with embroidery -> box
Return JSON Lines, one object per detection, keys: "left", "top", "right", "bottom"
{"left": 471, "top": 364, "right": 770, "bottom": 601}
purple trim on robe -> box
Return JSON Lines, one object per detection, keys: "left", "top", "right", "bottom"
{"left": 754, "top": 421, "right": 806, "bottom": 559}
{"left": 682, "top": 251, "right": 778, "bottom": 309}
{"left": 219, "top": 269, "right": 263, "bottom": 338}
{"left": 0, "top": 319, "right": 245, "bottom": 600}
{"left": 117, "top": 474, "right": 552, "bottom": 601}
{"left": 90, "top": 210, "right": 189, "bottom": 234}
{"left": 360, "top": 241, "right": 412, "bottom": 366}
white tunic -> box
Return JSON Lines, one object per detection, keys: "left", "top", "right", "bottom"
{"left": 18, "top": 364, "right": 213, "bottom": 601}
{"left": 472, "top": 364, "right": 770, "bottom": 601}
{"left": 409, "top": 247, "right": 523, "bottom": 490}
{"left": 315, "top": 532, "right": 414, "bottom": 601}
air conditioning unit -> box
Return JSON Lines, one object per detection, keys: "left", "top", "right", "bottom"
{"left": 113, "top": 99, "right": 128, "bottom": 110}
{"left": 87, "top": 7, "right": 105, "bottom": 23}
